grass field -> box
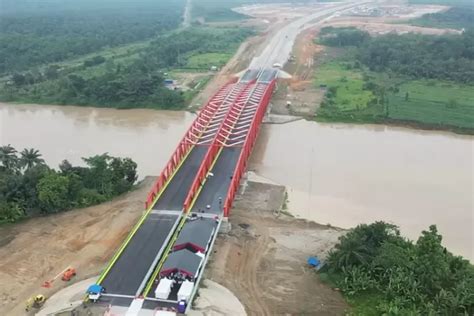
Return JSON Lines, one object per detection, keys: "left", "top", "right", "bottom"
{"left": 315, "top": 61, "right": 474, "bottom": 133}
{"left": 315, "top": 62, "right": 374, "bottom": 111}
{"left": 186, "top": 52, "right": 232, "bottom": 69}
{"left": 387, "top": 80, "right": 474, "bottom": 129}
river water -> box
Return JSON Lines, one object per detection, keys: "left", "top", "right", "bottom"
{"left": 251, "top": 120, "right": 473, "bottom": 260}
{"left": 0, "top": 103, "right": 195, "bottom": 178}
{"left": 1, "top": 103, "right": 472, "bottom": 260}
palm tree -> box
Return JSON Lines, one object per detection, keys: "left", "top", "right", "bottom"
{"left": 19, "top": 148, "right": 44, "bottom": 170}
{"left": 0, "top": 144, "right": 18, "bottom": 171}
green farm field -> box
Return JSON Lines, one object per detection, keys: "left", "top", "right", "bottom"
{"left": 315, "top": 61, "right": 474, "bottom": 132}
{"left": 387, "top": 80, "right": 474, "bottom": 129}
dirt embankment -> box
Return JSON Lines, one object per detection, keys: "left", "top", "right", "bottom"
{"left": 204, "top": 180, "right": 348, "bottom": 315}
{"left": 0, "top": 177, "right": 154, "bottom": 316}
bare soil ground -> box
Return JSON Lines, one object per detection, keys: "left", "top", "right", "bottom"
{"left": 0, "top": 177, "right": 154, "bottom": 316}
{"left": 204, "top": 181, "right": 348, "bottom": 315}
{"left": 272, "top": 27, "right": 326, "bottom": 117}
{"left": 324, "top": 17, "right": 461, "bottom": 36}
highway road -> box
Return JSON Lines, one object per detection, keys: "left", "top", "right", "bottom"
{"left": 249, "top": 1, "right": 370, "bottom": 69}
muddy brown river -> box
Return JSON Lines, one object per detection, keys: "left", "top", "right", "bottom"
{"left": 1, "top": 103, "right": 472, "bottom": 260}
{"left": 251, "top": 120, "right": 473, "bottom": 260}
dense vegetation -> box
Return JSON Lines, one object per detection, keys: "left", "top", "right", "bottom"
{"left": 0, "top": 26, "right": 252, "bottom": 108}
{"left": 409, "top": 7, "right": 474, "bottom": 30}
{"left": 0, "top": 145, "right": 137, "bottom": 223}
{"left": 0, "top": 0, "right": 185, "bottom": 73}
{"left": 315, "top": 27, "right": 474, "bottom": 132}
{"left": 322, "top": 222, "right": 474, "bottom": 315}
{"left": 320, "top": 27, "right": 474, "bottom": 83}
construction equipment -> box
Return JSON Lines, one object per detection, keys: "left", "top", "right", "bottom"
{"left": 61, "top": 267, "right": 76, "bottom": 281}
{"left": 42, "top": 266, "right": 76, "bottom": 287}
{"left": 25, "top": 294, "right": 46, "bottom": 311}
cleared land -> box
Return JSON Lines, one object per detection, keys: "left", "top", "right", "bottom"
{"left": 0, "top": 177, "right": 154, "bottom": 316}
{"left": 204, "top": 181, "right": 348, "bottom": 315}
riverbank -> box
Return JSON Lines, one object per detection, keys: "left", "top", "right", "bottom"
{"left": 204, "top": 179, "right": 349, "bottom": 315}
{"left": 0, "top": 177, "right": 154, "bottom": 316}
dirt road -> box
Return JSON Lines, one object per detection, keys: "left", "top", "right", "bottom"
{"left": 0, "top": 177, "right": 154, "bottom": 316}
{"left": 205, "top": 181, "right": 348, "bottom": 315}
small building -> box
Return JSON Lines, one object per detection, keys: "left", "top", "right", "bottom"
{"left": 160, "top": 249, "right": 204, "bottom": 280}
{"left": 173, "top": 217, "right": 217, "bottom": 253}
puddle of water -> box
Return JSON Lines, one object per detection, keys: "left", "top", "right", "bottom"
{"left": 0, "top": 103, "right": 195, "bottom": 179}
{"left": 251, "top": 120, "right": 474, "bottom": 260}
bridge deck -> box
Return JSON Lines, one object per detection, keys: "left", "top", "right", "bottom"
{"left": 191, "top": 147, "right": 242, "bottom": 214}
{"left": 93, "top": 69, "right": 275, "bottom": 311}
{"left": 100, "top": 213, "right": 180, "bottom": 295}
{"left": 153, "top": 146, "right": 207, "bottom": 211}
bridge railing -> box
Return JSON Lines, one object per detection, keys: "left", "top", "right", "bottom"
{"left": 223, "top": 79, "right": 276, "bottom": 217}
{"left": 144, "top": 78, "right": 238, "bottom": 210}
{"left": 182, "top": 81, "right": 256, "bottom": 212}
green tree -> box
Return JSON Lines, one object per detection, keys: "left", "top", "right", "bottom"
{"left": 19, "top": 148, "right": 45, "bottom": 170}
{"left": 0, "top": 145, "right": 137, "bottom": 223}
{"left": 447, "top": 99, "right": 458, "bottom": 109}
{"left": 0, "top": 144, "right": 19, "bottom": 171}
{"left": 82, "top": 154, "right": 114, "bottom": 196}
{"left": 37, "top": 172, "right": 70, "bottom": 213}
{"left": 11, "top": 73, "right": 26, "bottom": 86}
{"left": 0, "top": 201, "right": 24, "bottom": 223}
{"left": 44, "top": 65, "right": 60, "bottom": 80}
{"left": 325, "top": 222, "right": 474, "bottom": 314}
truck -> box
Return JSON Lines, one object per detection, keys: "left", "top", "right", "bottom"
{"left": 87, "top": 284, "right": 105, "bottom": 302}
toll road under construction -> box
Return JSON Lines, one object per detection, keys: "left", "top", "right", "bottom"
{"left": 87, "top": 68, "right": 278, "bottom": 314}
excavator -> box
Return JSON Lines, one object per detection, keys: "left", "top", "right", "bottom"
{"left": 25, "top": 294, "right": 46, "bottom": 312}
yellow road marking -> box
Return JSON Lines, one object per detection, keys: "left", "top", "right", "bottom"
{"left": 142, "top": 147, "right": 224, "bottom": 297}
{"left": 96, "top": 147, "right": 195, "bottom": 285}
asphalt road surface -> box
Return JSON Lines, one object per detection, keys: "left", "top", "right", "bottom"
{"left": 100, "top": 213, "right": 180, "bottom": 296}
{"left": 249, "top": 1, "right": 370, "bottom": 69}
